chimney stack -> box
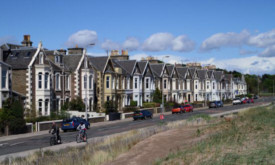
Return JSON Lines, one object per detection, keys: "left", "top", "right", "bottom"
{"left": 21, "top": 35, "right": 33, "bottom": 47}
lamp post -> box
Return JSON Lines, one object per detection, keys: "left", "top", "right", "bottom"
{"left": 161, "top": 56, "right": 169, "bottom": 116}
{"left": 85, "top": 43, "right": 95, "bottom": 121}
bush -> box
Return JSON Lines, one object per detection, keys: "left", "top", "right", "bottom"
{"left": 104, "top": 101, "right": 118, "bottom": 114}
{"left": 122, "top": 106, "right": 138, "bottom": 113}
{"left": 153, "top": 88, "right": 162, "bottom": 103}
{"left": 130, "top": 100, "right": 137, "bottom": 107}
{"left": 0, "top": 99, "right": 27, "bottom": 135}
{"left": 143, "top": 102, "right": 156, "bottom": 108}
{"left": 69, "top": 97, "right": 85, "bottom": 111}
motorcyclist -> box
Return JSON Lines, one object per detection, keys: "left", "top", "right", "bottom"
{"left": 77, "top": 121, "right": 86, "bottom": 140}
{"left": 49, "top": 122, "right": 61, "bottom": 143}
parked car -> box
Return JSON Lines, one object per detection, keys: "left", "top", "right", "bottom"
{"left": 209, "top": 101, "right": 223, "bottom": 108}
{"left": 61, "top": 117, "right": 90, "bottom": 132}
{"left": 253, "top": 95, "right": 258, "bottom": 99}
{"left": 246, "top": 98, "right": 254, "bottom": 103}
{"left": 217, "top": 101, "right": 223, "bottom": 107}
{"left": 133, "top": 110, "right": 153, "bottom": 120}
{"left": 182, "top": 104, "right": 193, "bottom": 112}
{"left": 172, "top": 105, "right": 184, "bottom": 114}
{"left": 242, "top": 99, "right": 248, "bottom": 104}
{"left": 233, "top": 98, "right": 242, "bottom": 105}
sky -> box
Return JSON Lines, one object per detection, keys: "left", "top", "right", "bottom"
{"left": 0, "top": 0, "right": 275, "bottom": 75}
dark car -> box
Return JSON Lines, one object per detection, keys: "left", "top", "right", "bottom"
{"left": 253, "top": 95, "right": 258, "bottom": 99}
{"left": 209, "top": 101, "right": 223, "bottom": 108}
{"left": 217, "top": 101, "right": 223, "bottom": 107}
{"left": 133, "top": 110, "right": 153, "bottom": 120}
{"left": 61, "top": 117, "right": 90, "bottom": 132}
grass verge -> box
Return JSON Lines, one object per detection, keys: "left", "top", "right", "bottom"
{"left": 155, "top": 105, "right": 275, "bottom": 165}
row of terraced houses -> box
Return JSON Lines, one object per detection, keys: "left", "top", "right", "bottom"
{"left": 0, "top": 35, "right": 247, "bottom": 116}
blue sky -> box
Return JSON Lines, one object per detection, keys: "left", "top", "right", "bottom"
{"left": 1, "top": 0, "right": 275, "bottom": 74}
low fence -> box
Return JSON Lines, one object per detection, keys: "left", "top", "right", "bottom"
{"left": 37, "top": 117, "right": 106, "bottom": 132}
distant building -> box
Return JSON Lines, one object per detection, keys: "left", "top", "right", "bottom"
{"left": 203, "top": 65, "right": 216, "bottom": 70}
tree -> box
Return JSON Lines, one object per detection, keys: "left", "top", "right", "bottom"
{"left": 0, "top": 99, "right": 27, "bottom": 135}
{"left": 104, "top": 100, "right": 117, "bottom": 114}
{"left": 69, "top": 97, "right": 85, "bottom": 112}
{"left": 153, "top": 88, "right": 162, "bottom": 103}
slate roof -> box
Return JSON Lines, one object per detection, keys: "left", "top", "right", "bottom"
{"left": 4, "top": 49, "right": 37, "bottom": 69}
{"left": 166, "top": 65, "right": 174, "bottom": 77}
{"left": 150, "top": 63, "right": 164, "bottom": 78}
{"left": 197, "top": 70, "right": 207, "bottom": 80}
{"left": 176, "top": 67, "right": 188, "bottom": 79}
{"left": 189, "top": 68, "right": 196, "bottom": 78}
{"left": 224, "top": 74, "right": 232, "bottom": 81}
{"left": 213, "top": 71, "right": 223, "bottom": 81}
{"left": 137, "top": 61, "right": 147, "bottom": 75}
{"left": 115, "top": 60, "right": 137, "bottom": 75}
{"left": 207, "top": 70, "right": 214, "bottom": 79}
{"left": 48, "top": 60, "right": 62, "bottom": 71}
{"left": 88, "top": 56, "right": 109, "bottom": 72}
{"left": 63, "top": 55, "right": 82, "bottom": 72}
{"left": 111, "top": 59, "right": 129, "bottom": 75}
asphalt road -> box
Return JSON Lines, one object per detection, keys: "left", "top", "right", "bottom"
{"left": 0, "top": 97, "right": 274, "bottom": 156}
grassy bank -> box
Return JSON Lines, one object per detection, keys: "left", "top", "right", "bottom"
{"left": 155, "top": 105, "right": 275, "bottom": 165}
{"left": 1, "top": 116, "right": 210, "bottom": 165}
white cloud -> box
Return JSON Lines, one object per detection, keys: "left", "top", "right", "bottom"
{"left": 142, "top": 33, "right": 174, "bottom": 51}
{"left": 239, "top": 49, "right": 258, "bottom": 55}
{"left": 122, "top": 37, "right": 139, "bottom": 51}
{"left": 142, "top": 32, "right": 195, "bottom": 52}
{"left": 101, "top": 39, "right": 120, "bottom": 51}
{"left": 249, "top": 29, "right": 275, "bottom": 47}
{"left": 200, "top": 56, "right": 275, "bottom": 75}
{"left": 259, "top": 45, "right": 275, "bottom": 57}
{"left": 65, "top": 30, "right": 97, "bottom": 48}
{"left": 200, "top": 30, "right": 250, "bottom": 51}
{"left": 0, "top": 36, "right": 18, "bottom": 45}
{"left": 172, "top": 35, "right": 195, "bottom": 52}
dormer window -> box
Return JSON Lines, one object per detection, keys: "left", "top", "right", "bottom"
{"left": 39, "top": 52, "right": 44, "bottom": 64}
{"left": 55, "top": 56, "right": 59, "bottom": 63}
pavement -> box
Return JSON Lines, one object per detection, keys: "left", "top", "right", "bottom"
{"left": 0, "top": 97, "right": 274, "bottom": 160}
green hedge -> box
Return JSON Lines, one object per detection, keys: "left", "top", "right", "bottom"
{"left": 122, "top": 106, "right": 138, "bottom": 113}
{"left": 143, "top": 102, "right": 157, "bottom": 108}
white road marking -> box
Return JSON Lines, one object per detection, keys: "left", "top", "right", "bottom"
{"left": 10, "top": 142, "right": 25, "bottom": 146}
{"left": 0, "top": 143, "right": 8, "bottom": 147}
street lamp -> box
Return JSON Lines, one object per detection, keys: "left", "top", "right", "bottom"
{"left": 85, "top": 43, "right": 95, "bottom": 121}
{"left": 161, "top": 56, "right": 169, "bottom": 117}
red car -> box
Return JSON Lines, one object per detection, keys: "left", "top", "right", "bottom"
{"left": 172, "top": 105, "right": 184, "bottom": 114}
{"left": 242, "top": 99, "right": 248, "bottom": 104}
{"left": 182, "top": 104, "right": 194, "bottom": 112}
{"left": 247, "top": 98, "right": 254, "bottom": 103}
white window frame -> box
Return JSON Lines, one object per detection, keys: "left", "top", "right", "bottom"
{"left": 106, "top": 76, "right": 110, "bottom": 89}
{"left": 38, "top": 72, "right": 42, "bottom": 89}
{"left": 44, "top": 72, "right": 49, "bottom": 89}
{"left": 146, "top": 78, "right": 149, "bottom": 89}
{"left": 89, "top": 75, "right": 93, "bottom": 89}
{"left": 55, "top": 73, "right": 60, "bottom": 90}
{"left": 135, "top": 78, "right": 138, "bottom": 89}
